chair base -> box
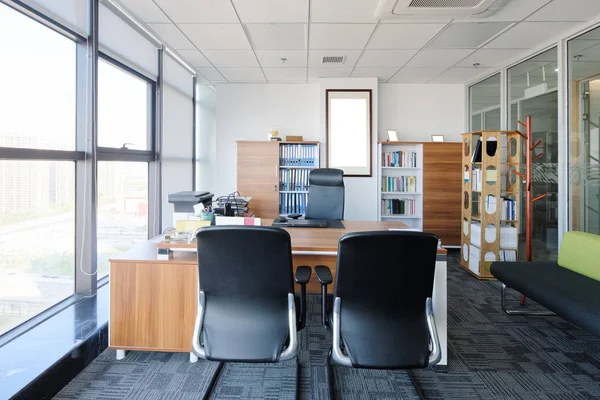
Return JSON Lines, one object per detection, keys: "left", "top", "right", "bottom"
{"left": 501, "top": 284, "right": 556, "bottom": 316}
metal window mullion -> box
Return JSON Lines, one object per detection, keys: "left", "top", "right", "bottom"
{"left": 558, "top": 38, "right": 569, "bottom": 245}
{"left": 500, "top": 68, "right": 508, "bottom": 130}
{"left": 192, "top": 76, "right": 197, "bottom": 190}
{"left": 148, "top": 47, "right": 164, "bottom": 237}
{"left": 0, "top": 147, "right": 84, "bottom": 160}
{"left": 75, "top": 0, "right": 99, "bottom": 296}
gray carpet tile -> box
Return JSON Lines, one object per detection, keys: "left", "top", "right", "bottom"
{"left": 55, "top": 250, "right": 600, "bottom": 399}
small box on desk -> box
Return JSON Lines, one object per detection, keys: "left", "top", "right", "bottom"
{"left": 285, "top": 135, "right": 303, "bottom": 141}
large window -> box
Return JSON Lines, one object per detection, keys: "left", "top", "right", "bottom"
{"left": 0, "top": 3, "right": 77, "bottom": 335}
{"left": 470, "top": 74, "right": 501, "bottom": 131}
{"left": 569, "top": 27, "right": 600, "bottom": 235}
{"left": 508, "top": 48, "right": 558, "bottom": 261}
{"left": 97, "top": 162, "right": 149, "bottom": 277}
{"left": 97, "top": 59, "right": 154, "bottom": 278}
{"left": 98, "top": 59, "right": 152, "bottom": 150}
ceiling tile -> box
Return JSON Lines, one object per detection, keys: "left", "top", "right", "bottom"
{"left": 405, "top": 49, "right": 473, "bottom": 68}
{"left": 176, "top": 49, "right": 211, "bottom": 67}
{"left": 118, "top": 0, "right": 169, "bottom": 23}
{"left": 233, "top": 0, "right": 309, "bottom": 23}
{"left": 356, "top": 49, "right": 417, "bottom": 67}
{"left": 456, "top": 49, "right": 521, "bottom": 68}
{"left": 368, "top": 24, "right": 446, "bottom": 49}
{"left": 197, "top": 67, "right": 226, "bottom": 82}
{"left": 308, "top": 67, "right": 352, "bottom": 78}
{"left": 255, "top": 50, "right": 307, "bottom": 67}
{"left": 153, "top": 0, "right": 238, "bottom": 23}
{"left": 147, "top": 23, "right": 195, "bottom": 50}
{"left": 351, "top": 67, "right": 399, "bottom": 80}
{"left": 388, "top": 67, "right": 447, "bottom": 83}
{"left": 308, "top": 50, "right": 362, "bottom": 68}
{"left": 263, "top": 68, "right": 307, "bottom": 81}
{"left": 427, "top": 22, "right": 513, "bottom": 49}
{"left": 202, "top": 50, "right": 259, "bottom": 68}
{"left": 310, "top": 0, "right": 381, "bottom": 23}
{"left": 246, "top": 24, "right": 307, "bottom": 50}
{"left": 179, "top": 24, "right": 251, "bottom": 50}
{"left": 527, "top": 0, "right": 600, "bottom": 22}
{"left": 464, "top": 0, "right": 551, "bottom": 22}
{"left": 309, "top": 24, "right": 375, "bottom": 50}
{"left": 431, "top": 67, "right": 492, "bottom": 83}
{"left": 218, "top": 68, "right": 266, "bottom": 82}
{"left": 484, "top": 22, "right": 578, "bottom": 49}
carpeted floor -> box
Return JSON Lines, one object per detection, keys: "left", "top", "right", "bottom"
{"left": 54, "top": 251, "right": 600, "bottom": 399}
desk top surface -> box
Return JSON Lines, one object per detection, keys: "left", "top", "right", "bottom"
{"left": 111, "top": 220, "right": 446, "bottom": 263}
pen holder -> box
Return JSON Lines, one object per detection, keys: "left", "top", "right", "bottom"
{"left": 200, "top": 210, "right": 215, "bottom": 225}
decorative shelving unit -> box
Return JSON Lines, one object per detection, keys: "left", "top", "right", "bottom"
{"left": 461, "top": 131, "right": 522, "bottom": 279}
{"left": 377, "top": 142, "right": 423, "bottom": 230}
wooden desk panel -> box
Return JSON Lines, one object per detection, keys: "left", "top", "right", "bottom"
{"left": 110, "top": 262, "right": 197, "bottom": 352}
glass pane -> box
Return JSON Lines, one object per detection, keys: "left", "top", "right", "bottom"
{"left": 508, "top": 47, "right": 558, "bottom": 261}
{"left": 470, "top": 74, "right": 500, "bottom": 131}
{"left": 484, "top": 109, "right": 501, "bottom": 130}
{"left": 98, "top": 59, "right": 150, "bottom": 150}
{"left": 569, "top": 28, "right": 600, "bottom": 235}
{"left": 0, "top": 161, "right": 75, "bottom": 335}
{"left": 0, "top": 3, "right": 76, "bottom": 150}
{"left": 97, "top": 162, "right": 149, "bottom": 278}
{"left": 471, "top": 114, "right": 482, "bottom": 131}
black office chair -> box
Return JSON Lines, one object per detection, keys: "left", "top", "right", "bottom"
{"left": 305, "top": 168, "right": 345, "bottom": 220}
{"left": 314, "top": 231, "right": 441, "bottom": 397}
{"left": 191, "top": 226, "right": 311, "bottom": 396}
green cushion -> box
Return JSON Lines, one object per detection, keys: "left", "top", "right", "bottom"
{"left": 558, "top": 231, "right": 600, "bottom": 282}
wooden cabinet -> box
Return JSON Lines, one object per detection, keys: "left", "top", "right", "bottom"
{"left": 423, "top": 143, "right": 462, "bottom": 247}
{"left": 237, "top": 141, "right": 320, "bottom": 219}
{"left": 237, "top": 141, "right": 280, "bottom": 219}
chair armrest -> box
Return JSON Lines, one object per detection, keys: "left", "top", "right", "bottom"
{"left": 295, "top": 266, "right": 311, "bottom": 284}
{"left": 315, "top": 265, "right": 332, "bottom": 285}
{"left": 314, "top": 265, "right": 332, "bottom": 327}
{"left": 295, "top": 266, "right": 311, "bottom": 331}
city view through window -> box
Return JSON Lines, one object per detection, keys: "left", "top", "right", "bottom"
{"left": 0, "top": 4, "right": 150, "bottom": 335}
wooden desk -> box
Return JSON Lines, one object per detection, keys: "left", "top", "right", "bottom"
{"left": 109, "top": 220, "right": 448, "bottom": 367}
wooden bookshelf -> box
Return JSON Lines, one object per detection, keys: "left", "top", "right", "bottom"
{"left": 461, "top": 131, "right": 521, "bottom": 279}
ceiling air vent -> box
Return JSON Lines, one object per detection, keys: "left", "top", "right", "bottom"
{"left": 409, "top": 0, "right": 484, "bottom": 8}
{"left": 322, "top": 56, "right": 345, "bottom": 65}
{"left": 374, "top": 0, "right": 512, "bottom": 19}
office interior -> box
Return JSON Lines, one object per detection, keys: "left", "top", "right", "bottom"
{"left": 0, "top": 0, "right": 599, "bottom": 399}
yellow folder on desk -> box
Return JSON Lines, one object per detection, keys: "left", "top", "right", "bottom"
{"left": 175, "top": 220, "right": 211, "bottom": 232}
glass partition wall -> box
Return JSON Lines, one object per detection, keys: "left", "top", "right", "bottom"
{"left": 569, "top": 27, "right": 600, "bottom": 235}
{"left": 470, "top": 74, "right": 501, "bottom": 131}
{"left": 508, "top": 48, "right": 559, "bottom": 261}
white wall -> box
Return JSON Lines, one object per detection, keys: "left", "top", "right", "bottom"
{"left": 379, "top": 84, "right": 466, "bottom": 142}
{"left": 214, "top": 84, "right": 320, "bottom": 197}
{"left": 214, "top": 81, "right": 466, "bottom": 220}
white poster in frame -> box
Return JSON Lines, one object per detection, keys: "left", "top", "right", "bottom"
{"left": 326, "top": 89, "right": 372, "bottom": 177}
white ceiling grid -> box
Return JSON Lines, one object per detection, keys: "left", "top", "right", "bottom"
{"left": 115, "top": 0, "right": 600, "bottom": 84}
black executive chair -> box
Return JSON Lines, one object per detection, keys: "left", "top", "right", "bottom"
{"left": 192, "top": 226, "right": 311, "bottom": 396}
{"left": 314, "top": 231, "right": 441, "bottom": 397}
{"left": 305, "top": 168, "right": 345, "bottom": 220}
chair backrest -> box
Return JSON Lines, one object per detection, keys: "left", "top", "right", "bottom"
{"left": 334, "top": 231, "right": 439, "bottom": 369}
{"left": 305, "top": 168, "right": 345, "bottom": 220}
{"left": 195, "top": 226, "right": 295, "bottom": 362}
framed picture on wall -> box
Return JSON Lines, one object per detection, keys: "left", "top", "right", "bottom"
{"left": 326, "top": 89, "right": 372, "bottom": 177}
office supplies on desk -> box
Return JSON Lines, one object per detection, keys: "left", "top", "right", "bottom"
{"left": 215, "top": 216, "right": 262, "bottom": 226}
{"left": 175, "top": 220, "right": 211, "bottom": 232}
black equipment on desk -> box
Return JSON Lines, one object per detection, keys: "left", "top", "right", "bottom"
{"left": 287, "top": 219, "right": 328, "bottom": 228}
